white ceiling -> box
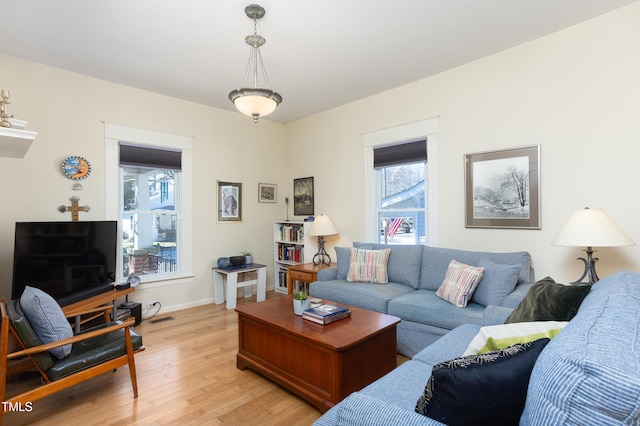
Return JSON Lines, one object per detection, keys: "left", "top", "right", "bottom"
{"left": 0, "top": 0, "right": 636, "bottom": 123}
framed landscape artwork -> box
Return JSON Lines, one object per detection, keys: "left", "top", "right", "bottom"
{"left": 217, "top": 181, "right": 242, "bottom": 222}
{"left": 293, "top": 177, "right": 314, "bottom": 216}
{"left": 258, "top": 183, "right": 277, "bottom": 203}
{"left": 464, "top": 145, "right": 540, "bottom": 229}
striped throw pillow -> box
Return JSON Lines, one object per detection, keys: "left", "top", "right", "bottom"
{"left": 346, "top": 247, "right": 391, "bottom": 284}
{"left": 436, "top": 260, "right": 485, "bottom": 307}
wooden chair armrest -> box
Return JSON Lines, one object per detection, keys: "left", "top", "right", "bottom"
{"left": 63, "top": 305, "right": 113, "bottom": 318}
{"left": 7, "top": 318, "right": 135, "bottom": 360}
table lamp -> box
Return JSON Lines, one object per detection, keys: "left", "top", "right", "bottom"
{"left": 309, "top": 215, "right": 338, "bottom": 265}
{"left": 552, "top": 207, "right": 635, "bottom": 285}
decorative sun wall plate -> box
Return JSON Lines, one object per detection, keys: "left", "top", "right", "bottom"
{"left": 61, "top": 155, "right": 92, "bottom": 180}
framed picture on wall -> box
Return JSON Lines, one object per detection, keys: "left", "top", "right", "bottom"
{"left": 293, "top": 177, "right": 314, "bottom": 216}
{"left": 258, "top": 183, "right": 277, "bottom": 203}
{"left": 464, "top": 145, "right": 540, "bottom": 229}
{"left": 217, "top": 181, "right": 242, "bottom": 222}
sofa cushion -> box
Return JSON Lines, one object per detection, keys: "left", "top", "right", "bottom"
{"left": 337, "top": 392, "right": 440, "bottom": 426}
{"left": 347, "top": 247, "right": 391, "bottom": 284}
{"left": 47, "top": 321, "right": 143, "bottom": 380}
{"left": 389, "top": 290, "right": 485, "bottom": 330}
{"left": 462, "top": 321, "right": 568, "bottom": 355}
{"left": 415, "top": 338, "right": 550, "bottom": 426}
{"left": 420, "top": 246, "right": 531, "bottom": 291}
{"left": 335, "top": 246, "right": 354, "bottom": 279}
{"left": 413, "top": 324, "right": 482, "bottom": 366}
{"left": 435, "top": 260, "right": 484, "bottom": 308}
{"left": 309, "top": 280, "right": 415, "bottom": 313}
{"left": 472, "top": 258, "right": 521, "bottom": 307}
{"left": 6, "top": 299, "right": 56, "bottom": 371}
{"left": 506, "top": 276, "right": 590, "bottom": 323}
{"left": 20, "top": 286, "right": 73, "bottom": 359}
{"left": 355, "top": 243, "right": 424, "bottom": 289}
{"left": 521, "top": 271, "right": 640, "bottom": 425}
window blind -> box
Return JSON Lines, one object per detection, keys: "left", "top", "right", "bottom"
{"left": 373, "top": 139, "right": 427, "bottom": 169}
{"left": 119, "top": 143, "right": 182, "bottom": 170}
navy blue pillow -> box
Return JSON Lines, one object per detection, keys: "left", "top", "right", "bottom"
{"left": 415, "top": 338, "right": 550, "bottom": 426}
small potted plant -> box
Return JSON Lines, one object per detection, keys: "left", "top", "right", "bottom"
{"left": 293, "top": 291, "right": 310, "bottom": 315}
{"left": 242, "top": 251, "right": 253, "bottom": 265}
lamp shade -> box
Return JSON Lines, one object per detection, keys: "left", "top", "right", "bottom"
{"left": 309, "top": 215, "right": 338, "bottom": 237}
{"left": 552, "top": 208, "right": 635, "bottom": 248}
{"left": 229, "top": 88, "right": 282, "bottom": 119}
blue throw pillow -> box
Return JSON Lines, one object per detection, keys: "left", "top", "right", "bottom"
{"left": 472, "top": 258, "right": 521, "bottom": 307}
{"left": 335, "top": 246, "right": 352, "bottom": 280}
{"left": 20, "top": 286, "right": 73, "bottom": 359}
{"left": 415, "top": 338, "right": 550, "bottom": 426}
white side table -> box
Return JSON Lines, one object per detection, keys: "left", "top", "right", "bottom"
{"left": 212, "top": 263, "right": 267, "bottom": 309}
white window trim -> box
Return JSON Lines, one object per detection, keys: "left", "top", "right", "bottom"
{"left": 104, "top": 123, "right": 193, "bottom": 284}
{"left": 363, "top": 117, "right": 439, "bottom": 246}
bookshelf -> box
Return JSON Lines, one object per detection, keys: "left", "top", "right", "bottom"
{"left": 273, "top": 221, "right": 315, "bottom": 293}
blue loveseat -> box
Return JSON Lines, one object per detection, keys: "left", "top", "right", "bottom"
{"left": 309, "top": 243, "right": 534, "bottom": 357}
{"left": 314, "top": 270, "right": 640, "bottom": 425}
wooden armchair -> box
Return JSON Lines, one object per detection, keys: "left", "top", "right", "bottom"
{"left": 0, "top": 298, "right": 144, "bottom": 422}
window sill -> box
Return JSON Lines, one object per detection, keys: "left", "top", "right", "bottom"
{"left": 135, "top": 274, "right": 195, "bottom": 289}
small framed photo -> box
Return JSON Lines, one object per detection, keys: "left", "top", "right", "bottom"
{"left": 293, "top": 177, "right": 314, "bottom": 216}
{"left": 258, "top": 183, "right": 277, "bottom": 203}
{"left": 465, "top": 145, "right": 540, "bottom": 229}
{"left": 217, "top": 181, "right": 242, "bottom": 222}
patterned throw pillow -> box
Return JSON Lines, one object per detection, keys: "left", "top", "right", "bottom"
{"left": 415, "top": 338, "right": 550, "bottom": 426}
{"left": 436, "top": 260, "right": 484, "bottom": 307}
{"left": 346, "top": 247, "right": 391, "bottom": 284}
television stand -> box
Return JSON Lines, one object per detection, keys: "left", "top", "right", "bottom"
{"left": 62, "top": 288, "right": 135, "bottom": 332}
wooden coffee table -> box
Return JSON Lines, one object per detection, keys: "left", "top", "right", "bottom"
{"left": 235, "top": 295, "right": 400, "bottom": 412}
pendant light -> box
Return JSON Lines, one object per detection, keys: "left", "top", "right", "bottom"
{"left": 228, "top": 4, "right": 282, "bottom": 123}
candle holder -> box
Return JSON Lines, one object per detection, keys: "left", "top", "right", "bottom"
{"left": 0, "top": 89, "right": 12, "bottom": 128}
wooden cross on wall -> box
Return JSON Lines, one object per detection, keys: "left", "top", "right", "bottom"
{"left": 58, "top": 196, "right": 90, "bottom": 221}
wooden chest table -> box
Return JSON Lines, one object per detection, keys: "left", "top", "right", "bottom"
{"left": 235, "top": 295, "right": 400, "bottom": 412}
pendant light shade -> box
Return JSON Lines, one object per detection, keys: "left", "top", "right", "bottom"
{"left": 228, "top": 4, "right": 282, "bottom": 123}
{"left": 229, "top": 88, "right": 281, "bottom": 119}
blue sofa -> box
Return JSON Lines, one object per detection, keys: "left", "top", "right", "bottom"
{"left": 314, "top": 270, "right": 640, "bottom": 425}
{"left": 309, "top": 243, "right": 534, "bottom": 357}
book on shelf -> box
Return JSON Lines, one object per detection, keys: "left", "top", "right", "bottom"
{"left": 278, "top": 268, "right": 288, "bottom": 289}
{"left": 303, "top": 310, "right": 351, "bottom": 325}
{"left": 277, "top": 243, "right": 303, "bottom": 263}
{"left": 279, "top": 224, "right": 304, "bottom": 242}
{"left": 303, "top": 304, "right": 350, "bottom": 320}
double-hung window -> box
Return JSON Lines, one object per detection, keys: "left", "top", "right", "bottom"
{"left": 105, "top": 124, "right": 192, "bottom": 285}
{"left": 363, "top": 117, "right": 439, "bottom": 246}
{"left": 120, "top": 144, "right": 181, "bottom": 278}
{"left": 374, "top": 140, "right": 427, "bottom": 245}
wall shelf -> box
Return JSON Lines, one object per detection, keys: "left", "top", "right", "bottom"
{"left": 0, "top": 119, "right": 37, "bottom": 158}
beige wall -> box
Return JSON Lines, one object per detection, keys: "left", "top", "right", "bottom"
{"left": 0, "top": 54, "right": 287, "bottom": 310}
{"left": 1, "top": 3, "right": 639, "bottom": 311}
{"left": 287, "top": 2, "right": 640, "bottom": 284}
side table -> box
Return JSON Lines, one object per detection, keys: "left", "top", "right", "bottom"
{"left": 213, "top": 263, "right": 267, "bottom": 309}
{"left": 286, "top": 262, "right": 336, "bottom": 294}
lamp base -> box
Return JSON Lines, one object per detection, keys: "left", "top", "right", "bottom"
{"left": 571, "top": 247, "right": 599, "bottom": 285}
{"left": 312, "top": 236, "right": 332, "bottom": 266}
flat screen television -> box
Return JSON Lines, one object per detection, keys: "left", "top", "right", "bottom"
{"left": 12, "top": 221, "right": 118, "bottom": 306}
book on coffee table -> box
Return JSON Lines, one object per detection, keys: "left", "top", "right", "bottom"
{"left": 303, "top": 310, "right": 351, "bottom": 325}
{"left": 303, "top": 304, "right": 351, "bottom": 325}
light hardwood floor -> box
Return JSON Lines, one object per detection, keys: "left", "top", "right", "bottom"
{"left": 4, "top": 291, "right": 408, "bottom": 426}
